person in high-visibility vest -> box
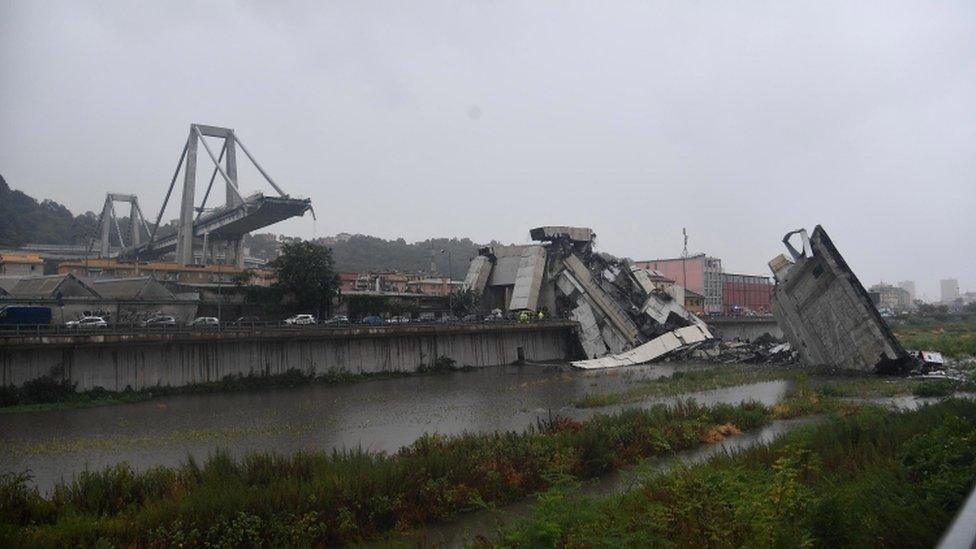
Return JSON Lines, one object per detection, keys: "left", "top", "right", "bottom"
{"left": 537, "top": 310, "right": 545, "bottom": 321}
{"left": 518, "top": 311, "right": 529, "bottom": 323}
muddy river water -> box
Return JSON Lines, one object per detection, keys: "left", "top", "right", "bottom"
{"left": 7, "top": 360, "right": 943, "bottom": 498}
{"left": 1, "top": 362, "right": 801, "bottom": 492}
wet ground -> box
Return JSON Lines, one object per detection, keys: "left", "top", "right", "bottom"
{"left": 2, "top": 361, "right": 792, "bottom": 492}
{"left": 392, "top": 415, "right": 823, "bottom": 548}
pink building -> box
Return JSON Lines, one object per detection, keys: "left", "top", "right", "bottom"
{"left": 338, "top": 272, "right": 358, "bottom": 293}
{"left": 634, "top": 254, "right": 724, "bottom": 314}
{"left": 406, "top": 277, "right": 460, "bottom": 296}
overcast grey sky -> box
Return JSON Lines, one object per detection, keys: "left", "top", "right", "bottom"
{"left": 1, "top": 1, "right": 973, "bottom": 299}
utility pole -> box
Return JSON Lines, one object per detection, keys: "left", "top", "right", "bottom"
{"left": 681, "top": 227, "right": 688, "bottom": 291}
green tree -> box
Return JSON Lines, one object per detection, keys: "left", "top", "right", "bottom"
{"left": 269, "top": 241, "right": 340, "bottom": 318}
{"left": 450, "top": 288, "right": 481, "bottom": 317}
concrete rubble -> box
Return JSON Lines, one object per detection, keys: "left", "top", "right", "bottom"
{"left": 768, "top": 225, "right": 913, "bottom": 374}
{"left": 664, "top": 338, "right": 798, "bottom": 365}
{"left": 462, "top": 226, "right": 713, "bottom": 368}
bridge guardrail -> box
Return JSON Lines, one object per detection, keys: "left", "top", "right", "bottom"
{"left": 0, "top": 318, "right": 575, "bottom": 341}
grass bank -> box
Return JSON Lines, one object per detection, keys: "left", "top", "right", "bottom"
{"left": 575, "top": 365, "right": 976, "bottom": 409}
{"left": 0, "top": 358, "right": 465, "bottom": 414}
{"left": 891, "top": 317, "right": 976, "bottom": 358}
{"left": 574, "top": 366, "right": 803, "bottom": 408}
{"left": 495, "top": 398, "right": 976, "bottom": 548}
{"left": 0, "top": 399, "right": 789, "bottom": 546}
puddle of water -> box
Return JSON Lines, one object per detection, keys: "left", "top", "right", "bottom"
{"left": 0, "top": 362, "right": 788, "bottom": 492}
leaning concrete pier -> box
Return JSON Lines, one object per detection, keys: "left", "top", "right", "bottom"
{"left": 0, "top": 321, "right": 578, "bottom": 391}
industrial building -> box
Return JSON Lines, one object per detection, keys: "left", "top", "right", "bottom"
{"left": 721, "top": 272, "right": 774, "bottom": 316}
{"left": 0, "top": 253, "right": 44, "bottom": 276}
{"left": 0, "top": 273, "right": 197, "bottom": 324}
{"left": 634, "top": 254, "right": 724, "bottom": 314}
{"left": 56, "top": 258, "right": 273, "bottom": 287}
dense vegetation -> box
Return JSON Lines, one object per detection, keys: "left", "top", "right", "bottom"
{"left": 0, "top": 400, "right": 775, "bottom": 546}
{"left": 497, "top": 399, "right": 976, "bottom": 548}
{"left": 892, "top": 316, "right": 976, "bottom": 358}
{"left": 268, "top": 241, "right": 340, "bottom": 318}
{"left": 575, "top": 366, "right": 975, "bottom": 409}
{"left": 322, "top": 234, "right": 484, "bottom": 280}
{"left": 0, "top": 175, "right": 100, "bottom": 247}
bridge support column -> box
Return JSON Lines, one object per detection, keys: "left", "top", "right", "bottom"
{"left": 232, "top": 238, "right": 245, "bottom": 269}
{"left": 129, "top": 199, "right": 140, "bottom": 247}
{"left": 175, "top": 130, "right": 198, "bottom": 266}
{"left": 99, "top": 197, "right": 112, "bottom": 258}
{"left": 225, "top": 133, "right": 242, "bottom": 209}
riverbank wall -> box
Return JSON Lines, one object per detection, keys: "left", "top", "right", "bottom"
{"left": 0, "top": 321, "right": 578, "bottom": 391}
{"left": 706, "top": 317, "right": 783, "bottom": 342}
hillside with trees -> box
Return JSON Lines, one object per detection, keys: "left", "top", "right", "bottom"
{"left": 0, "top": 175, "right": 100, "bottom": 247}
{"left": 1, "top": 177, "right": 487, "bottom": 278}
{"left": 319, "top": 235, "right": 485, "bottom": 280}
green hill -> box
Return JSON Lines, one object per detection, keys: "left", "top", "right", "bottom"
{"left": 0, "top": 174, "right": 99, "bottom": 247}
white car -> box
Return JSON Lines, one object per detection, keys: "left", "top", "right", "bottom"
{"left": 67, "top": 316, "right": 108, "bottom": 329}
{"left": 189, "top": 317, "right": 220, "bottom": 328}
{"left": 284, "top": 314, "right": 317, "bottom": 325}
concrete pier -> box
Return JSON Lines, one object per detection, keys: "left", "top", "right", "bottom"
{"left": 0, "top": 322, "right": 577, "bottom": 391}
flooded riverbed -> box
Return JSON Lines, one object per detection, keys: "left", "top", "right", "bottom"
{"left": 2, "top": 362, "right": 794, "bottom": 491}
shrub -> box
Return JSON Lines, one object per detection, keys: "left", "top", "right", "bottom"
{"left": 913, "top": 379, "right": 954, "bottom": 398}
{"left": 17, "top": 376, "right": 76, "bottom": 404}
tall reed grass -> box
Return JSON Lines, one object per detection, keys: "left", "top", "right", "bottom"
{"left": 497, "top": 399, "right": 976, "bottom": 548}
{"left": 1, "top": 400, "right": 771, "bottom": 546}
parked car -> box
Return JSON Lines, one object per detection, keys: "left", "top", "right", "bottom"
{"left": 387, "top": 316, "right": 411, "bottom": 324}
{"left": 360, "top": 316, "right": 385, "bottom": 326}
{"left": 189, "top": 317, "right": 220, "bottom": 328}
{"left": 461, "top": 314, "right": 480, "bottom": 322}
{"left": 67, "top": 316, "right": 108, "bottom": 329}
{"left": 284, "top": 314, "right": 317, "bottom": 325}
{"left": 417, "top": 312, "right": 437, "bottom": 323}
{"left": 232, "top": 316, "right": 261, "bottom": 326}
{"left": 323, "top": 315, "right": 350, "bottom": 325}
{"left": 142, "top": 315, "right": 177, "bottom": 328}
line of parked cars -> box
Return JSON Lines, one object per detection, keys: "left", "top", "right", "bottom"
{"left": 61, "top": 310, "right": 512, "bottom": 330}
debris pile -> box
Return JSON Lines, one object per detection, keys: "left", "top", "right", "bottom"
{"left": 462, "top": 226, "right": 712, "bottom": 368}
{"left": 664, "top": 339, "right": 798, "bottom": 365}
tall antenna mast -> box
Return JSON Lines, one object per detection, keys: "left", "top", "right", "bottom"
{"left": 681, "top": 228, "right": 688, "bottom": 293}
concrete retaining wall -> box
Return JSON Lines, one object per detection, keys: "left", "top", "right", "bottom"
{"left": 0, "top": 322, "right": 576, "bottom": 391}
{"left": 706, "top": 317, "right": 783, "bottom": 342}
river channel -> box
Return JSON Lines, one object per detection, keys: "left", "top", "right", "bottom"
{"left": 3, "top": 362, "right": 799, "bottom": 492}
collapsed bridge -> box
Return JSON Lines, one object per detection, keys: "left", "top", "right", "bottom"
{"left": 462, "top": 226, "right": 713, "bottom": 368}
{"left": 94, "top": 124, "right": 312, "bottom": 267}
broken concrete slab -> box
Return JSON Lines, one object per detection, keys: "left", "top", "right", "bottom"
{"left": 572, "top": 325, "right": 711, "bottom": 369}
{"left": 462, "top": 255, "right": 492, "bottom": 293}
{"left": 463, "top": 225, "right": 714, "bottom": 367}
{"left": 510, "top": 246, "right": 547, "bottom": 311}
{"left": 769, "top": 225, "right": 912, "bottom": 374}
